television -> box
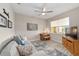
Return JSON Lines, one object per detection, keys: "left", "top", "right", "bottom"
{"left": 65, "top": 26, "right": 78, "bottom": 39}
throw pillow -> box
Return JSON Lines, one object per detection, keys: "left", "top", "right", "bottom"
{"left": 14, "top": 36, "right": 22, "bottom": 45}
{"left": 16, "top": 45, "right": 32, "bottom": 56}
{"left": 21, "top": 40, "right": 25, "bottom": 45}
{"left": 19, "top": 36, "right": 25, "bottom": 45}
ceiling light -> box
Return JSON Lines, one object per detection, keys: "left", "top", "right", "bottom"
{"left": 42, "top": 13, "right": 45, "bottom": 15}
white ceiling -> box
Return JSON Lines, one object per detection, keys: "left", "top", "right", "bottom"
{"left": 11, "top": 3, "right": 79, "bottom": 19}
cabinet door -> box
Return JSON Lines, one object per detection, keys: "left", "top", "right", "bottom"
{"left": 62, "top": 37, "right": 67, "bottom": 47}
{"left": 67, "top": 40, "right": 73, "bottom": 48}
{"left": 67, "top": 41, "right": 73, "bottom": 54}
{"left": 74, "top": 42, "right": 79, "bottom": 56}
{"left": 64, "top": 40, "right": 68, "bottom": 48}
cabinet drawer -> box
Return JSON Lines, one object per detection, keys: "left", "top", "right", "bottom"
{"left": 68, "top": 42, "right": 73, "bottom": 47}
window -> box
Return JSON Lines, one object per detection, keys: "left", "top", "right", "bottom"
{"left": 50, "top": 17, "right": 69, "bottom": 34}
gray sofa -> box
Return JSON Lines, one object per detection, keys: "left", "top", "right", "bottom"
{"left": 0, "top": 36, "right": 47, "bottom": 56}
{"left": 0, "top": 36, "right": 39, "bottom": 56}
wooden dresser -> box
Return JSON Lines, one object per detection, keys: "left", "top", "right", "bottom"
{"left": 62, "top": 36, "right": 79, "bottom": 56}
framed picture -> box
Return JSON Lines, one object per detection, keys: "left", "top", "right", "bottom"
{"left": 27, "top": 23, "right": 38, "bottom": 31}
{"left": 0, "top": 14, "right": 7, "bottom": 27}
{"left": 8, "top": 20, "right": 12, "bottom": 28}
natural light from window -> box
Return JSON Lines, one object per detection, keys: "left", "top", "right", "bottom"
{"left": 50, "top": 17, "right": 69, "bottom": 34}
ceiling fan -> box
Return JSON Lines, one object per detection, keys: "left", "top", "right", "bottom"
{"left": 17, "top": 3, "right": 53, "bottom": 15}
{"left": 34, "top": 4, "right": 53, "bottom": 15}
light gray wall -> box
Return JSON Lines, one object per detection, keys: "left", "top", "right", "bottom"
{"left": 46, "top": 7, "right": 79, "bottom": 43}
{"left": 0, "top": 4, "right": 15, "bottom": 45}
{"left": 15, "top": 14, "right": 47, "bottom": 40}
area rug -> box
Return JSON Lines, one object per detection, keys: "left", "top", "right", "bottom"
{"left": 31, "top": 40, "right": 68, "bottom": 56}
{"left": 46, "top": 49, "right": 68, "bottom": 56}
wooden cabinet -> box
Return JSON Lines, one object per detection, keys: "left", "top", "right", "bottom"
{"left": 62, "top": 36, "right": 79, "bottom": 56}
{"left": 40, "top": 33, "right": 50, "bottom": 40}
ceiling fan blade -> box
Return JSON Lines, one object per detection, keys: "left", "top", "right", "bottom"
{"left": 35, "top": 10, "right": 53, "bottom": 13}
{"left": 44, "top": 11, "right": 53, "bottom": 13}
{"left": 34, "top": 10, "right": 43, "bottom": 13}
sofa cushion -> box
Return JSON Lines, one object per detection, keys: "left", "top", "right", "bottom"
{"left": 10, "top": 41, "right": 19, "bottom": 56}
{"left": 16, "top": 45, "right": 32, "bottom": 56}
{"left": 0, "top": 41, "right": 19, "bottom": 56}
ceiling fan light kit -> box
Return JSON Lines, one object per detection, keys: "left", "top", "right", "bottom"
{"left": 42, "top": 13, "right": 45, "bottom": 15}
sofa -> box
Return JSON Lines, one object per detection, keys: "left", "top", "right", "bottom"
{"left": 0, "top": 36, "right": 44, "bottom": 56}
